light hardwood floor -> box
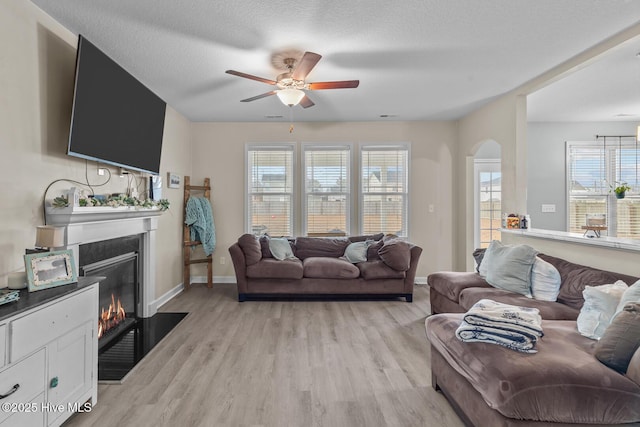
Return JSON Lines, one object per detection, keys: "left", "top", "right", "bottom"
{"left": 65, "top": 284, "right": 463, "bottom": 427}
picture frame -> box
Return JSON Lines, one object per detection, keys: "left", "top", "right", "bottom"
{"left": 24, "top": 249, "right": 77, "bottom": 292}
{"left": 167, "top": 173, "right": 181, "bottom": 189}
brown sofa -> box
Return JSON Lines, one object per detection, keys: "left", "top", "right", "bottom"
{"left": 428, "top": 253, "right": 639, "bottom": 320}
{"left": 425, "top": 252, "right": 640, "bottom": 426}
{"left": 426, "top": 314, "right": 640, "bottom": 427}
{"left": 229, "top": 234, "right": 422, "bottom": 302}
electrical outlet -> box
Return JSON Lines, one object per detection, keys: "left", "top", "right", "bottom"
{"left": 541, "top": 204, "right": 556, "bottom": 213}
{"left": 97, "top": 168, "right": 106, "bottom": 176}
{"left": 220, "top": 256, "right": 226, "bottom": 265}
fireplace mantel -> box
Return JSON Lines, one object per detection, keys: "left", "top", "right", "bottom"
{"left": 45, "top": 205, "right": 164, "bottom": 318}
{"left": 46, "top": 205, "right": 164, "bottom": 226}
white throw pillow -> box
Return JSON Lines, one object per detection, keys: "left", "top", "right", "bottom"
{"left": 615, "top": 279, "right": 640, "bottom": 315}
{"left": 530, "top": 257, "right": 561, "bottom": 302}
{"left": 577, "top": 281, "right": 628, "bottom": 340}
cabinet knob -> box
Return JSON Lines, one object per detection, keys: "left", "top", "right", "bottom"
{"left": 50, "top": 377, "right": 59, "bottom": 388}
{"left": 0, "top": 384, "right": 20, "bottom": 399}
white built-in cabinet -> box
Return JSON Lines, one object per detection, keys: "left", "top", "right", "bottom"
{"left": 0, "top": 282, "right": 98, "bottom": 427}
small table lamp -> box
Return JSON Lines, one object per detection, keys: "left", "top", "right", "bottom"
{"left": 27, "top": 226, "right": 65, "bottom": 254}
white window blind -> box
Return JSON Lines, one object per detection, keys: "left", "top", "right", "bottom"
{"left": 247, "top": 145, "right": 294, "bottom": 236}
{"left": 361, "top": 145, "right": 409, "bottom": 236}
{"left": 567, "top": 140, "right": 639, "bottom": 239}
{"left": 303, "top": 146, "right": 350, "bottom": 236}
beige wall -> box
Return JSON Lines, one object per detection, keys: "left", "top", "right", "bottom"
{"left": 191, "top": 121, "right": 457, "bottom": 280}
{"left": 0, "top": 0, "right": 191, "bottom": 300}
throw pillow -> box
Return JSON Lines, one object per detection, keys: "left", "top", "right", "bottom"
{"left": 237, "top": 233, "right": 262, "bottom": 266}
{"left": 259, "top": 235, "right": 273, "bottom": 258}
{"left": 478, "top": 240, "right": 501, "bottom": 278}
{"left": 576, "top": 281, "right": 628, "bottom": 340}
{"left": 269, "top": 238, "right": 297, "bottom": 261}
{"left": 367, "top": 239, "right": 384, "bottom": 261}
{"left": 484, "top": 241, "right": 538, "bottom": 297}
{"left": 530, "top": 256, "right": 562, "bottom": 301}
{"left": 378, "top": 239, "right": 411, "bottom": 271}
{"left": 594, "top": 303, "right": 640, "bottom": 374}
{"left": 472, "top": 248, "right": 486, "bottom": 273}
{"left": 615, "top": 279, "right": 640, "bottom": 315}
{"left": 343, "top": 241, "right": 371, "bottom": 264}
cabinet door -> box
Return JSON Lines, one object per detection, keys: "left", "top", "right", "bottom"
{"left": 46, "top": 321, "right": 93, "bottom": 427}
{"left": 2, "top": 392, "right": 45, "bottom": 427}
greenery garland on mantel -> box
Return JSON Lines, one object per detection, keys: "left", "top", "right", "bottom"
{"left": 52, "top": 194, "right": 170, "bottom": 211}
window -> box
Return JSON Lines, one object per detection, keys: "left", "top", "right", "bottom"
{"left": 246, "top": 144, "right": 294, "bottom": 236}
{"left": 246, "top": 142, "right": 410, "bottom": 237}
{"left": 567, "top": 139, "right": 640, "bottom": 239}
{"left": 361, "top": 145, "right": 409, "bottom": 236}
{"left": 303, "top": 145, "right": 351, "bottom": 236}
{"left": 474, "top": 160, "right": 501, "bottom": 248}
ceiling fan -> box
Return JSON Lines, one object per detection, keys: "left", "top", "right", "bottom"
{"left": 225, "top": 51, "right": 359, "bottom": 108}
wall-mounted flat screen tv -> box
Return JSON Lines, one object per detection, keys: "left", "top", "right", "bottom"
{"left": 67, "top": 35, "right": 166, "bottom": 175}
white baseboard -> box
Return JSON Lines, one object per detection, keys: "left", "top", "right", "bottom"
{"left": 190, "top": 275, "right": 236, "bottom": 284}
{"left": 149, "top": 281, "right": 185, "bottom": 314}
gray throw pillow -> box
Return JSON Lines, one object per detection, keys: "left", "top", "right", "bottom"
{"left": 269, "top": 238, "right": 296, "bottom": 261}
{"left": 484, "top": 241, "right": 538, "bottom": 297}
{"left": 472, "top": 248, "right": 486, "bottom": 273}
{"left": 595, "top": 303, "right": 640, "bottom": 374}
{"left": 343, "top": 241, "right": 371, "bottom": 263}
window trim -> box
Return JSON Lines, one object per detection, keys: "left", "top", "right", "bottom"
{"left": 474, "top": 159, "right": 501, "bottom": 248}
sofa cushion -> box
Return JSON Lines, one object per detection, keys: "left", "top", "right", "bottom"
{"left": 294, "top": 237, "right": 349, "bottom": 260}
{"left": 428, "top": 272, "right": 491, "bottom": 302}
{"left": 366, "top": 239, "right": 384, "bottom": 261}
{"left": 595, "top": 303, "right": 640, "bottom": 374}
{"left": 303, "top": 257, "right": 360, "bottom": 279}
{"left": 357, "top": 261, "right": 406, "bottom": 280}
{"left": 378, "top": 239, "right": 411, "bottom": 271}
{"left": 530, "top": 256, "right": 561, "bottom": 301}
{"left": 459, "top": 287, "right": 580, "bottom": 320}
{"left": 577, "top": 281, "right": 627, "bottom": 340}
{"left": 259, "top": 235, "right": 273, "bottom": 258}
{"left": 425, "top": 314, "right": 640, "bottom": 424}
{"left": 237, "top": 233, "right": 262, "bottom": 265}
{"left": 246, "top": 258, "right": 303, "bottom": 279}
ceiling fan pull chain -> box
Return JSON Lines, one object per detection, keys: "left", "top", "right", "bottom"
{"left": 289, "top": 106, "right": 294, "bottom": 133}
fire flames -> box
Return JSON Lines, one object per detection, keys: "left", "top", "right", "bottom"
{"left": 98, "top": 294, "right": 126, "bottom": 339}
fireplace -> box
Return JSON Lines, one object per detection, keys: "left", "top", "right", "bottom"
{"left": 79, "top": 236, "right": 141, "bottom": 351}
{"left": 45, "top": 206, "right": 187, "bottom": 383}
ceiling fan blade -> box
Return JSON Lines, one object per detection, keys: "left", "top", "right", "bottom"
{"left": 226, "top": 70, "right": 276, "bottom": 85}
{"left": 292, "top": 52, "right": 322, "bottom": 80}
{"left": 307, "top": 80, "right": 360, "bottom": 90}
{"left": 299, "top": 95, "right": 315, "bottom": 109}
{"left": 240, "top": 91, "right": 277, "bottom": 102}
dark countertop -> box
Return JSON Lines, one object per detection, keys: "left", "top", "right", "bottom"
{"left": 0, "top": 276, "right": 103, "bottom": 323}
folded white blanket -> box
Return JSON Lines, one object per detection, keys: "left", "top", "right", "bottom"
{"left": 456, "top": 299, "right": 543, "bottom": 353}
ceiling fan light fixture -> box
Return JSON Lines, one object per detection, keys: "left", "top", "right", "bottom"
{"left": 277, "top": 88, "right": 305, "bottom": 106}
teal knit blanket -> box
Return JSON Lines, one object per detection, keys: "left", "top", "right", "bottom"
{"left": 185, "top": 197, "right": 216, "bottom": 256}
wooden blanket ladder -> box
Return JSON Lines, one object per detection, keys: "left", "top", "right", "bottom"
{"left": 183, "top": 176, "right": 213, "bottom": 290}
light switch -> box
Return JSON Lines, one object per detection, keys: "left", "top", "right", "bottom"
{"left": 541, "top": 204, "right": 556, "bottom": 213}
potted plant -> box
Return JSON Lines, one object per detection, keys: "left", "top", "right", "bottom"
{"left": 611, "top": 182, "right": 631, "bottom": 199}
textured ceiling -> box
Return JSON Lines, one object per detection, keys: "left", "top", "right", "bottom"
{"left": 30, "top": 0, "right": 640, "bottom": 123}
